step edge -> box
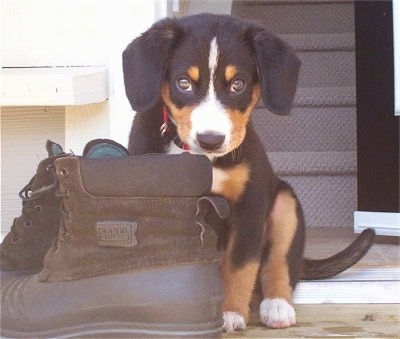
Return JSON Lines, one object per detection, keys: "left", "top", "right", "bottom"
{"left": 268, "top": 151, "right": 357, "bottom": 176}
{"left": 281, "top": 33, "right": 355, "bottom": 51}
{"left": 257, "top": 86, "right": 356, "bottom": 108}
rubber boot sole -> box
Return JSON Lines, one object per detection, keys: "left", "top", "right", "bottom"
{"left": 1, "top": 263, "right": 223, "bottom": 338}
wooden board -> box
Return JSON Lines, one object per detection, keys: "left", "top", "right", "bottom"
{"left": 223, "top": 304, "right": 400, "bottom": 338}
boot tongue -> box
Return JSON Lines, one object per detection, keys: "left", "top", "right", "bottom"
{"left": 46, "top": 140, "right": 64, "bottom": 157}
{"left": 82, "top": 139, "right": 129, "bottom": 158}
{"left": 31, "top": 139, "right": 129, "bottom": 194}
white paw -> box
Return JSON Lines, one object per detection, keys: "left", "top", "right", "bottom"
{"left": 259, "top": 298, "right": 296, "bottom": 329}
{"left": 223, "top": 311, "right": 246, "bottom": 333}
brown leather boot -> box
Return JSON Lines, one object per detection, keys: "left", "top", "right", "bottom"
{"left": 1, "top": 153, "right": 228, "bottom": 338}
{"left": 0, "top": 140, "right": 66, "bottom": 272}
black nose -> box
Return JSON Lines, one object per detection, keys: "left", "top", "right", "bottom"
{"left": 196, "top": 132, "right": 225, "bottom": 151}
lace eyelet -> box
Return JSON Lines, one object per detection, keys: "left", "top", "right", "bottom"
{"left": 24, "top": 220, "right": 33, "bottom": 228}
{"left": 34, "top": 205, "right": 43, "bottom": 213}
{"left": 11, "top": 236, "right": 19, "bottom": 244}
{"left": 60, "top": 168, "right": 69, "bottom": 177}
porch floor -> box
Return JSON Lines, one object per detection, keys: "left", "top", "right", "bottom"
{"left": 223, "top": 304, "right": 399, "bottom": 338}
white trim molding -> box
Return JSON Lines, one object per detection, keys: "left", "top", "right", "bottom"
{"left": 354, "top": 211, "right": 400, "bottom": 237}
{"left": 1, "top": 66, "right": 108, "bottom": 106}
{"left": 294, "top": 267, "right": 400, "bottom": 304}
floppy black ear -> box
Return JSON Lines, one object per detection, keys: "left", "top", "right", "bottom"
{"left": 123, "top": 18, "right": 182, "bottom": 112}
{"left": 251, "top": 28, "right": 300, "bottom": 115}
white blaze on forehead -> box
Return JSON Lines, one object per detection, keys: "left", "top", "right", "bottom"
{"left": 189, "top": 37, "right": 232, "bottom": 150}
{"left": 190, "top": 37, "right": 232, "bottom": 152}
{"left": 208, "top": 37, "right": 219, "bottom": 86}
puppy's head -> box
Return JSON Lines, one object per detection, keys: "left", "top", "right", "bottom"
{"left": 123, "top": 14, "right": 300, "bottom": 157}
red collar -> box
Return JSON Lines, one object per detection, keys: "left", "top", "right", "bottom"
{"left": 161, "top": 106, "right": 190, "bottom": 151}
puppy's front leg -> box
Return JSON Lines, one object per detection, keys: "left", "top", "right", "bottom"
{"left": 212, "top": 165, "right": 267, "bottom": 332}
{"left": 220, "top": 231, "right": 259, "bottom": 333}
{"left": 259, "top": 188, "right": 304, "bottom": 329}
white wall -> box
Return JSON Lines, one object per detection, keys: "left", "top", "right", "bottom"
{"left": 1, "top": 0, "right": 167, "bottom": 150}
{"left": 185, "top": 0, "right": 232, "bottom": 15}
{"left": 1, "top": 0, "right": 159, "bottom": 68}
{"left": 1, "top": 0, "right": 169, "bottom": 234}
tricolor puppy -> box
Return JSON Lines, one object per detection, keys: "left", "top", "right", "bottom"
{"left": 123, "top": 14, "right": 375, "bottom": 332}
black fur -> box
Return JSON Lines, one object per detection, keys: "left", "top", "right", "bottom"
{"left": 123, "top": 13, "right": 375, "bottom": 330}
{"left": 123, "top": 14, "right": 300, "bottom": 117}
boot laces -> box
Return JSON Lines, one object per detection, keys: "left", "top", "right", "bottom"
{"left": 9, "top": 166, "right": 58, "bottom": 244}
{"left": 19, "top": 165, "right": 58, "bottom": 201}
{"left": 54, "top": 170, "right": 71, "bottom": 238}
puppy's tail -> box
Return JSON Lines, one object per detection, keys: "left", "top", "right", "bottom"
{"left": 301, "top": 228, "right": 375, "bottom": 280}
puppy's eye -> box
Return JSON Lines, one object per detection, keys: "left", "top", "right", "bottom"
{"left": 176, "top": 77, "right": 193, "bottom": 92}
{"left": 230, "top": 79, "right": 245, "bottom": 93}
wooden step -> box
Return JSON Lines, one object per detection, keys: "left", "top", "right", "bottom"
{"left": 268, "top": 151, "right": 356, "bottom": 175}
{"left": 232, "top": 0, "right": 354, "bottom": 34}
{"left": 278, "top": 173, "right": 356, "bottom": 227}
{"left": 268, "top": 152, "right": 357, "bottom": 227}
{"left": 297, "top": 49, "right": 355, "bottom": 87}
{"left": 282, "top": 32, "right": 354, "bottom": 51}
{"left": 258, "top": 86, "right": 356, "bottom": 108}
{"left": 252, "top": 106, "right": 356, "bottom": 152}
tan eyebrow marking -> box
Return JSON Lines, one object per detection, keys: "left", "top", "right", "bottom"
{"left": 187, "top": 66, "right": 200, "bottom": 82}
{"left": 225, "top": 65, "right": 238, "bottom": 82}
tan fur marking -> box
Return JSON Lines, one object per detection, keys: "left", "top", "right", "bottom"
{"left": 212, "top": 163, "right": 250, "bottom": 202}
{"left": 226, "top": 84, "right": 261, "bottom": 151}
{"left": 187, "top": 66, "right": 200, "bottom": 82}
{"left": 161, "top": 83, "right": 194, "bottom": 143}
{"left": 261, "top": 191, "right": 298, "bottom": 302}
{"left": 221, "top": 233, "right": 259, "bottom": 321}
{"left": 225, "top": 65, "right": 237, "bottom": 82}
